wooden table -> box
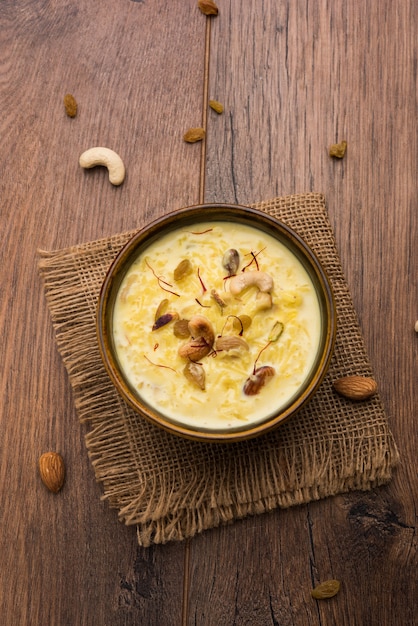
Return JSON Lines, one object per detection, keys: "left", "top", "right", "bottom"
{"left": 1, "top": 1, "right": 416, "bottom": 624}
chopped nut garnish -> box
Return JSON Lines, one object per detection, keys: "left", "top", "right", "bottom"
{"left": 178, "top": 316, "right": 215, "bottom": 361}
{"left": 152, "top": 312, "right": 179, "bottom": 331}
{"left": 211, "top": 289, "right": 227, "bottom": 311}
{"left": 243, "top": 366, "right": 275, "bottom": 396}
{"left": 229, "top": 270, "right": 273, "bottom": 296}
{"left": 183, "top": 362, "right": 206, "bottom": 390}
{"left": 268, "top": 321, "right": 284, "bottom": 342}
{"left": 178, "top": 338, "right": 212, "bottom": 362}
{"left": 215, "top": 336, "right": 249, "bottom": 352}
{"left": 155, "top": 298, "right": 169, "bottom": 321}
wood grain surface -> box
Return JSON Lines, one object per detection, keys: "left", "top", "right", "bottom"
{"left": 0, "top": 1, "right": 416, "bottom": 625}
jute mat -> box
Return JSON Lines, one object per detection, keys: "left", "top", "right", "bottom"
{"left": 38, "top": 193, "right": 399, "bottom": 546}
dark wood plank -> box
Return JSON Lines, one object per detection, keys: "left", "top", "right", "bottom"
{"left": 187, "top": 1, "right": 417, "bottom": 624}
{"left": 0, "top": 1, "right": 205, "bottom": 624}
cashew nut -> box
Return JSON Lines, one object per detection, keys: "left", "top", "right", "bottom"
{"left": 229, "top": 270, "right": 273, "bottom": 296}
{"left": 253, "top": 292, "right": 272, "bottom": 311}
{"left": 79, "top": 147, "right": 125, "bottom": 186}
{"left": 178, "top": 315, "right": 215, "bottom": 362}
{"left": 188, "top": 315, "right": 215, "bottom": 346}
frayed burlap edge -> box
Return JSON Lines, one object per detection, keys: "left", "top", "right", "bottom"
{"left": 38, "top": 193, "right": 399, "bottom": 546}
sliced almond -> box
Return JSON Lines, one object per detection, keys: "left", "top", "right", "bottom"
{"left": 183, "top": 362, "right": 206, "bottom": 390}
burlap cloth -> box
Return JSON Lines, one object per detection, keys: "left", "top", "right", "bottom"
{"left": 38, "top": 193, "right": 399, "bottom": 546}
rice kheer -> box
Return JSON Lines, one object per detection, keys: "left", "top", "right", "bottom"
{"left": 112, "top": 221, "right": 322, "bottom": 432}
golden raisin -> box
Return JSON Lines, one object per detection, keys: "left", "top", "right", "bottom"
{"left": 183, "top": 128, "right": 206, "bottom": 143}
{"left": 209, "top": 99, "right": 224, "bottom": 114}
{"left": 198, "top": 0, "right": 219, "bottom": 16}
{"left": 329, "top": 140, "right": 347, "bottom": 158}
{"left": 63, "top": 93, "right": 78, "bottom": 118}
{"left": 173, "top": 319, "right": 191, "bottom": 339}
{"left": 174, "top": 259, "right": 193, "bottom": 281}
{"left": 311, "top": 579, "right": 341, "bottom": 600}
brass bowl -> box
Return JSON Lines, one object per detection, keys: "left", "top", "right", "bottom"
{"left": 97, "top": 204, "right": 336, "bottom": 442}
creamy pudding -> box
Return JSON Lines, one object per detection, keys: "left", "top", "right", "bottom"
{"left": 112, "top": 221, "right": 322, "bottom": 431}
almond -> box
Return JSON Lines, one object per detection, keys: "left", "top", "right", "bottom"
{"left": 243, "top": 366, "right": 275, "bottom": 396}
{"left": 333, "top": 375, "right": 377, "bottom": 401}
{"left": 39, "top": 452, "right": 65, "bottom": 493}
{"left": 215, "top": 335, "right": 249, "bottom": 352}
{"left": 183, "top": 361, "right": 206, "bottom": 390}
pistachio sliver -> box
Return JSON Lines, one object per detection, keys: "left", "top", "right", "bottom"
{"left": 154, "top": 298, "right": 169, "bottom": 321}
{"left": 152, "top": 312, "right": 179, "bottom": 331}
{"left": 268, "top": 321, "right": 284, "bottom": 342}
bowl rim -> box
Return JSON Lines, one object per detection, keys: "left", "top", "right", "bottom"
{"left": 96, "top": 203, "right": 337, "bottom": 443}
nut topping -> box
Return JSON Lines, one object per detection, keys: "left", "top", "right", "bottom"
{"left": 215, "top": 335, "right": 249, "bottom": 352}
{"left": 154, "top": 298, "right": 169, "bottom": 321}
{"left": 178, "top": 315, "right": 215, "bottom": 361}
{"left": 222, "top": 248, "right": 240, "bottom": 276}
{"left": 243, "top": 365, "right": 275, "bottom": 396}
{"left": 211, "top": 289, "right": 227, "bottom": 311}
{"left": 183, "top": 362, "right": 206, "bottom": 390}
{"left": 152, "top": 311, "right": 179, "bottom": 331}
{"left": 229, "top": 270, "right": 273, "bottom": 296}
